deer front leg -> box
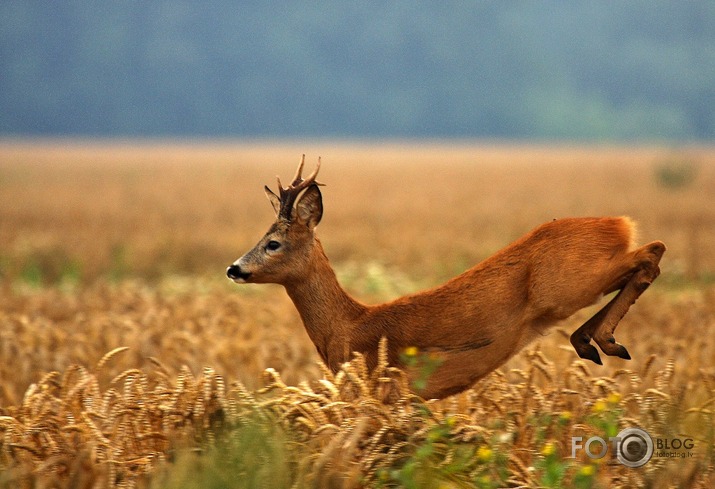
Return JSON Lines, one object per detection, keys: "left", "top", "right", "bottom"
{"left": 571, "top": 241, "right": 665, "bottom": 364}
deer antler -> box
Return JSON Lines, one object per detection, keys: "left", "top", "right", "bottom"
{"left": 271, "top": 154, "right": 322, "bottom": 220}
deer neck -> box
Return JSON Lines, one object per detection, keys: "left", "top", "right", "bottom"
{"left": 283, "top": 238, "right": 367, "bottom": 365}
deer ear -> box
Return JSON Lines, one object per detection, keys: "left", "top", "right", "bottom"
{"left": 295, "top": 184, "right": 323, "bottom": 229}
{"left": 264, "top": 186, "right": 281, "bottom": 216}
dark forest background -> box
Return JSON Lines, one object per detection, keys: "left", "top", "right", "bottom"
{"left": 1, "top": 1, "right": 713, "bottom": 141}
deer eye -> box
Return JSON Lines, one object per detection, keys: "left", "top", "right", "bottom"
{"left": 266, "top": 240, "right": 282, "bottom": 252}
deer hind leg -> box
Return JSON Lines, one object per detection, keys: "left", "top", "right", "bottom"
{"left": 570, "top": 241, "right": 666, "bottom": 365}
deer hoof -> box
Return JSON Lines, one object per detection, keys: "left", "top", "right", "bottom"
{"left": 570, "top": 332, "right": 603, "bottom": 365}
{"left": 578, "top": 344, "right": 603, "bottom": 365}
{"left": 614, "top": 344, "right": 631, "bottom": 360}
{"left": 595, "top": 334, "right": 631, "bottom": 360}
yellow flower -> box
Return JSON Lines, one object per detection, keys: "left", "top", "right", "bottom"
{"left": 477, "top": 446, "right": 493, "bottom": 462}
{"left": 579, "top": 464, "right": 596, "bottom": 477}
{"left": 477, "top": 475, "right": 492, "bottom": 486}
{"left": 607, "top": 392, "right": 621, "bottom": 405}
{"left": 444, "top": 416, "right": 457, "bottom": 428}
{"left": 591, "top": 400, "right": 607, "bottom": 414}
{"left": 427, "top": 430, "right": 442, "bottom": 442}
{"left": 559, "top": 411, "right": 572, "bottom": 422}
{"left": 404, "top": 346, "right": 419, "bottom": 357}
{"left": 541, "top": 442, "right": 556, "bottom": 456}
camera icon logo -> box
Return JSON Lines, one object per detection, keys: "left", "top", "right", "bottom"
{"left": 615, "top": 428, "right": 654, "bottom": 468}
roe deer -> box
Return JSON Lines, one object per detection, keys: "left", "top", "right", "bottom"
{"left": 227, "top": 156, "right": 665, "bottom": 399}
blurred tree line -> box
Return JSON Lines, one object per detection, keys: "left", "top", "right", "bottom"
{"left": 1, "top": 1, "right": 713, "bottom": 140}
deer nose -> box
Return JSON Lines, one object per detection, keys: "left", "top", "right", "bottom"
{"left": 226, "top": 264, "right": 251, "bottom": 281}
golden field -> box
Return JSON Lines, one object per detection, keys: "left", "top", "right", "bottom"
{"left": 0, "top": 141, "right": 714, "bottom": 488}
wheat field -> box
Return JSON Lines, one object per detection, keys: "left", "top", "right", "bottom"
{"left": 0, "top": 141, "right": 713, "bottom": 488}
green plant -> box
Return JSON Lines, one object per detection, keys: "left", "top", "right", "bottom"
{"left": 654, "top": 156, "right": 698, "bottom": 190}
{"left": 378, "top": 415, "right": 481, "bottom": 488}
{"left": 151, "top": 419, "right": 295, "bottom": 489}
{"left": 109, "top": 244, "right": 129, "bottom": 282}
{"left": 400, "top": 347, "right": 442, "bottom": 393}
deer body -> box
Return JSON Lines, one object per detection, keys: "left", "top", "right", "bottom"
{"left": 228, "top": 157, "right": 665, "bottom": 399}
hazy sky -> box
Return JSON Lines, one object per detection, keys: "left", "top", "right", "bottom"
{"left": 1, "top": 2, "right": 713, "bottom": 141}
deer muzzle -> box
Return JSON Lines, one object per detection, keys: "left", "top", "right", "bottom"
{"left": 226, "top": 264, "right": 252, "bottom": 282}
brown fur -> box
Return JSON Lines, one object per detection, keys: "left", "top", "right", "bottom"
{"left": 228, "top": 159, "right": 665, "bottom": 399}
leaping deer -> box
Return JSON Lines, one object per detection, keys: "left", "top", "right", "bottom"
{"left": 227, "top": 156, "right": 665, "bottom": 399}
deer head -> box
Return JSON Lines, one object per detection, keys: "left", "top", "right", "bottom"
{"left": 227, "top": 155, "right": 323, "bottom": 284}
